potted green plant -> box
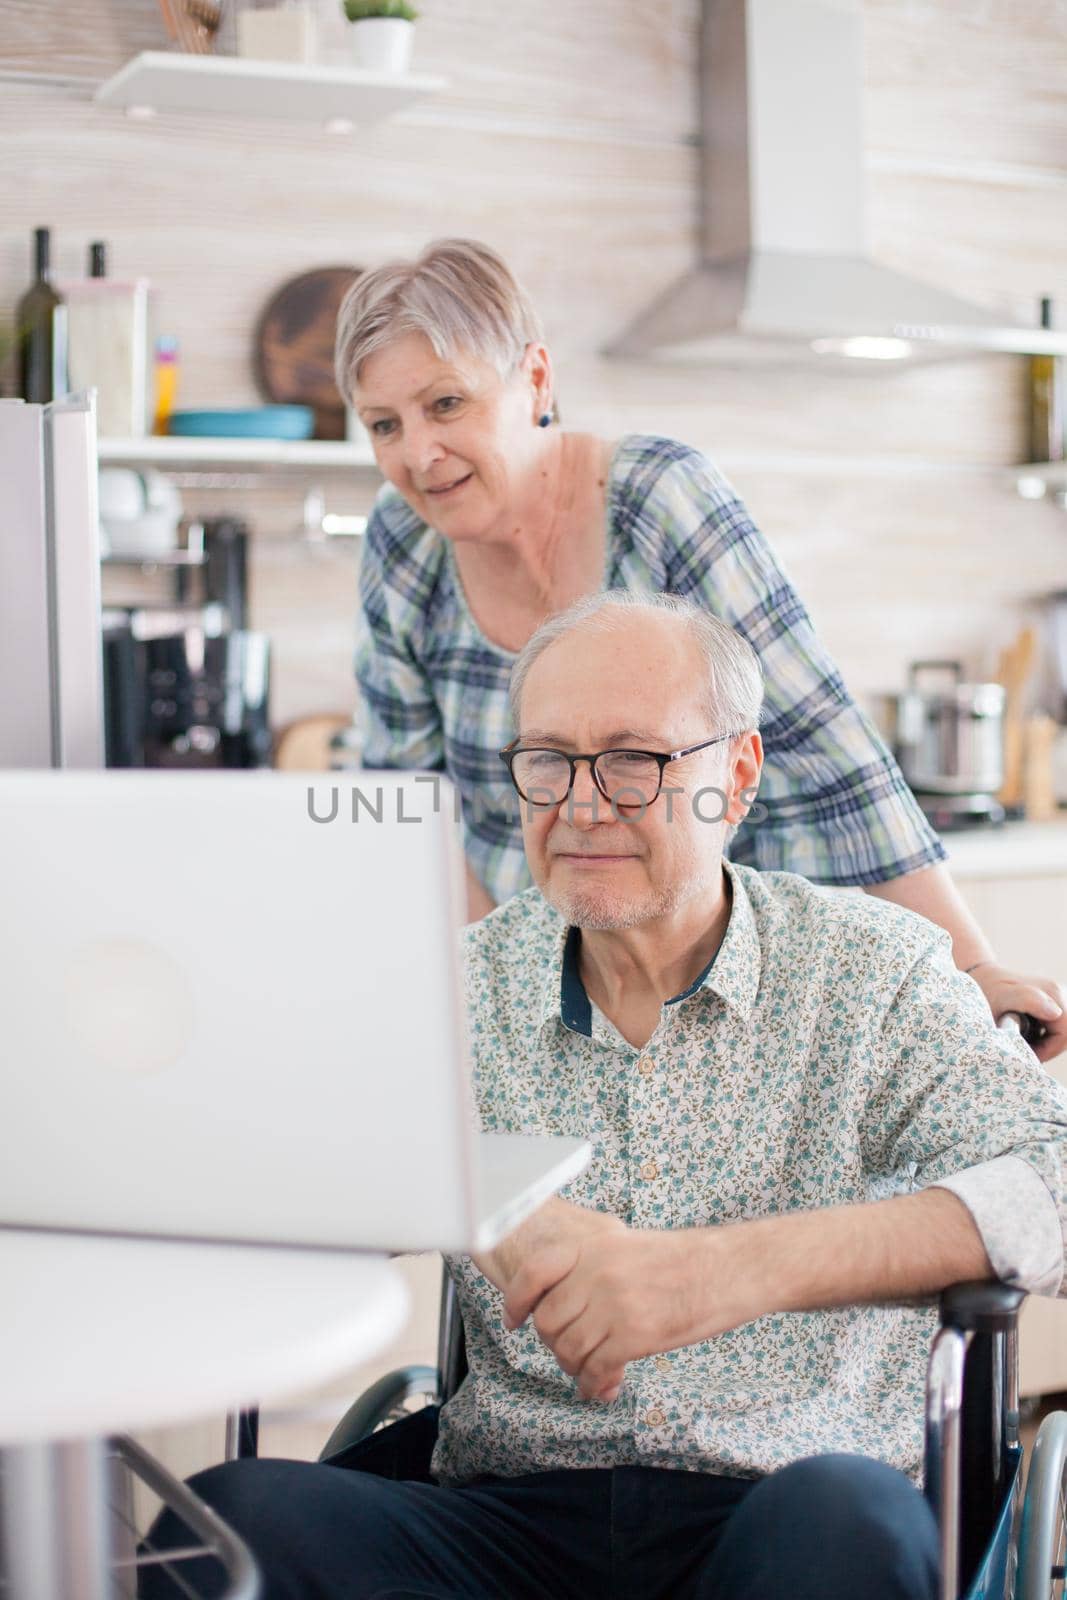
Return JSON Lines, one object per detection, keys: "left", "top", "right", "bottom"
{"left": 342, "top": 0, "right": 417, "bottom": 72}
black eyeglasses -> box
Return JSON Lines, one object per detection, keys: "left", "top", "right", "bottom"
{"left": 499, "top": 733, "right": 735, "bottom": 808}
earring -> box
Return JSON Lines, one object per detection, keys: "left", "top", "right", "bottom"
{"left": 538, "top": 412, "right": 552, "bottom": 428}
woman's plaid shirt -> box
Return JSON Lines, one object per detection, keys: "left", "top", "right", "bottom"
{"left": 354, "top": 435, "right": 946, "bottom": 905}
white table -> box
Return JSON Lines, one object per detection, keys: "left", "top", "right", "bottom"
{"left": 0, "top": 1228, "right": 408, "bottom": 1600}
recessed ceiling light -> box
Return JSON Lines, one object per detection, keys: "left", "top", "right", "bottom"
{"left": 322, "top": 514, "right": 368, "bottom": 536}
{"left": 810, "top": 336, "right": 914, "bottom": 361}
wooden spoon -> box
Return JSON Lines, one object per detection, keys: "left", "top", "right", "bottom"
{"left": 155, "top": 0, "right": 180, "bottom": 42}
{"left": 996, "top": 625, "right": 1037, "bottom": 809}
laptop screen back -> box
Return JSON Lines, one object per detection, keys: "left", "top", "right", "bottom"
{"left": 0, "top": 770, "right": 478, "bottom": 1251}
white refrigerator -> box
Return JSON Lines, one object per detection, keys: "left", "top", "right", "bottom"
{"left": 0, "top": 393, "right": 105, "bottom": 769}
{"left": 1, "top": 398, "right": 117, "bottom": 1593}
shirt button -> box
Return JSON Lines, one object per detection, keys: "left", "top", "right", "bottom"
{"left": 636, "top": 1055, "right": 655, "bottom": 1077}
{"left": 639, "top": 1159, "right": 659, "bottom": 1182}
{"left": 645, "top": 1408, "right": 666, "bottom": 1427}
{"left": 655, "top": 1356, "right": 672, "bottom": 1374}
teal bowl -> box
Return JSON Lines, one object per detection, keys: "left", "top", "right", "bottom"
{"left": 167, "top": 407, "right": 315, "bottom": 440}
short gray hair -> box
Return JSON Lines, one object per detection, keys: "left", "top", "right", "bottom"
{"left": 335, "top": 238, "right": 544, "bottom": 399}
{"left": 508, "top": 590, "right": 764, "bottom": 735}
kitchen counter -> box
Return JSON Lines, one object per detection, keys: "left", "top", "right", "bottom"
{"left": 940, "top": 816, "right": 1067, "bottom": 879}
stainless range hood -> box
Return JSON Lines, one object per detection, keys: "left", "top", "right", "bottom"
{"left": 606, "top": 0, "right": 1067, "bottom": 367}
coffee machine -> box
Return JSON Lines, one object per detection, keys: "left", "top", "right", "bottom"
{"left": 102, "top": 517, "right": 272, "bottom": 769}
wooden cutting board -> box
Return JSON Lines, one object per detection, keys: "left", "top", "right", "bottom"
{"left": 253, "top": 266, "right": 362, "bottom": 440}
{"left": 273, "top": 713, "right": 352, "bottom": 772}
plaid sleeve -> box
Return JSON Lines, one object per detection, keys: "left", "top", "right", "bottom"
{"left": 649, "top": 447, "right": 947, "bottom": 885}
{"left": 354, "top": 498, "right": 445, "bottom": 772}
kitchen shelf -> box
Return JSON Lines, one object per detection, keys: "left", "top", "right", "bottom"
{"left": 98, "top": 436, "right": 377, "bottom": 470}
{"left": 1013, "top": 461, "right": 1067, "bottom": 508}
{"left": 93, "top": 51, "right": 446, "bottom": 126}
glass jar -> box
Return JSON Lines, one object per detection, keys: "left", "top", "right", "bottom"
{"left": 234, "top": 0, "right": 316, "bottom": 62}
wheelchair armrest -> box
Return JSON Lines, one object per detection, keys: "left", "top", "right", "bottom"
{"left": 938, "top": 1281, "right": 1025, "bottom": 1334}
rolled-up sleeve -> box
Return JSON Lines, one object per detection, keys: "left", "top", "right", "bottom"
{"left": 932, "top": 1154, "right": 1064, "bottom": 1295}
{"left": 862, "top": 929, "right": 1067, "bottom": 1297}
{"left": 654, "top": 450, "right": 947, "bottom": 886}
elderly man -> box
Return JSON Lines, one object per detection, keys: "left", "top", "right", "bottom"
{"left": 146, "top": 591, "right": 1067, "bottom": 1600}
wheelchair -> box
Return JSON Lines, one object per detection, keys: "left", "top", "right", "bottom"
{"left": 207, "top": 1265, "right": 1067, "bottom": 1600}
{"left": 136, "top": 1014, "right": 1065, "bottom": 1598}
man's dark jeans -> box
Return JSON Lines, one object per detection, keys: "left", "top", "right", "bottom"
{"left": 140, "top": 1408, "right": 939, "bottom": 1600}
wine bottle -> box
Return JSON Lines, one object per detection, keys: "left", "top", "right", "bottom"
{"left": 16, "top": 227, "right": 68, "bottom": 404}
{"left": 1028, "top": 296, "right": 1065, "bottom": 463}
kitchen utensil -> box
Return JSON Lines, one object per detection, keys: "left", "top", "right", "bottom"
{"left": 254, "top": 267, "right": 362, "bottom": 441}
{"left": 157, "top": 0, "right": 221, "bottom": 52}
{"left": 1023, "top": 712, "right": 1059, "bottom": 822}
{"left": 168, "top": 405, "right": 314, "bottom": 439}
{"left": 876, "top": 660, "right": 1005, "bottom": 799}
{"left": 155, "top": 0, "right": 180, "bottom": 42}
{"left": 184, "top": 0, "right": 222, "bottom": 52}
{"left": 1053, "top": 725, "right": 1067, "bottom": 805}
{"left": 995, "top": 626, "right": 1037, "bottom": 811}
{"left": 1049, "top": 592, "right": 1067, "bottom": 723}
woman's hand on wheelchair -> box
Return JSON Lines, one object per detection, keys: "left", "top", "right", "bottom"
{"left": 969, "top": 960, "right": 1066, "bottom": 1062}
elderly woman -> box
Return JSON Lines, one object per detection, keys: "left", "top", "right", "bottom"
{"left": 336, "top": 237, "right": 1065, "bottom": 1060}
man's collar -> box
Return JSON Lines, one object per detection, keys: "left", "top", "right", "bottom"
{"left": 667, "top": 859, "right": 762, "bottom": 1022}
{"left": 537, "top": 918, "right": 575, "bottom": 1032}
{"left": 539, "top": 859, "right": 762, "bottom": 1038}
{"left": 559, "top": 926, "right": 593, "bottom": 1034}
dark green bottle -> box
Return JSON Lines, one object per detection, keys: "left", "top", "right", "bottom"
{"left": 16, "top": 227, "right": 67, "bottom": 404}
{"left": 1029, "top": 297, "right": 1064, "bottom": 463}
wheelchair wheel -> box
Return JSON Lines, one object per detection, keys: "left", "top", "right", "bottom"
{"left": 319, "top": 1365, "right": 440, "bottom": 1460}
{"left": 1018, "top": 1411, "right": 1067, "bottom": 1600}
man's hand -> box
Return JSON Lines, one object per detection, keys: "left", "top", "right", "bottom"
{"left": 497, "top": 1188, "right": 992, "bottom": 1404}
{"left": 472, "top": 1197, "right": 625, "bottom": 1300}
{"left": 502, "top": 1226, "right": 743, "bottom": 1404}
{"left": 476, "top": 1186, "right": 991, "bottom": 1408}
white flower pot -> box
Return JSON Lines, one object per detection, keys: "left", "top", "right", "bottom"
{"left": 349, "top": 17, "right": 414, "bottom": 72}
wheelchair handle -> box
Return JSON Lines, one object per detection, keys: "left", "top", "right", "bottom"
{"left": 938, "top": 1280, "right": 1025, "bottom": 1333}
{"left": 927, "top": 1284, "right": 1026, "bottom": 1600}
{"left": 998, "top": 1010, "right": 1049, "bottom": 1048}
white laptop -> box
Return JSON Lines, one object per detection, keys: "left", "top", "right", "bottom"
{"left": 0, "top": 771, "right": 589, "bottom": 1253}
